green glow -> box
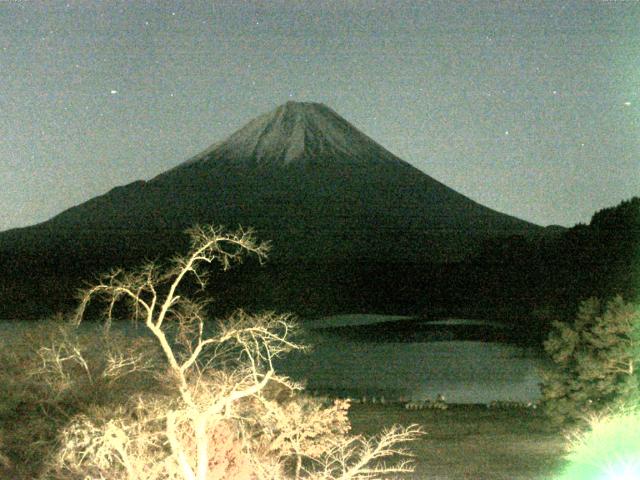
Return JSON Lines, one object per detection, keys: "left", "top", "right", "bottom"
{"left": 555, "top": 408, "right": 640, "bottom": 479}
{"left": 603, "top": 460, "right": 640, "bottom": 480}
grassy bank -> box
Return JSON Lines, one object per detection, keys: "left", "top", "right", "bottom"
{"left": 348, "top": 403, "right": 567, "bottom": 480}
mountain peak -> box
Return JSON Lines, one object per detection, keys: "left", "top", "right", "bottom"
{"left": 181, "top": 101, "right": 405, "bottom": 169}
{"left": 280, "top": 100, "right": 327, "bottom": 111}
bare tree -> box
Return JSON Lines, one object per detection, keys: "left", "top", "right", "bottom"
{"left": 44, "top": 225, "right": 422, "bottom": 480}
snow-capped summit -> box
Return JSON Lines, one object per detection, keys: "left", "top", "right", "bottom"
{"left": 181, "top": 101, "right": 405, "bottom": 168}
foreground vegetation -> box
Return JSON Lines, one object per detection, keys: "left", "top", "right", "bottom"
{"left": 0, "top": 319, "right": 567, "bottom": 480}
{"left": 539, "top": 296, "right": 640, "bottom": 478}
{"left": 541, "top": 296, "right": 640, "bottom": 425}
{"left": 0, "top": 226, "right": 422, "bottom": 479}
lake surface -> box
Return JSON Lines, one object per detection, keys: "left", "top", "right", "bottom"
{"left": 276, "top": 314, "right": 546, "bottom": 404}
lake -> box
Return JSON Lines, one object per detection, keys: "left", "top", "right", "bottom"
{"left": 275, "top": 314, "right": 547, "bottom": 404}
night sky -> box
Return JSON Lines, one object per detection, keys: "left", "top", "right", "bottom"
{"left": 1, "top": 0, "right": 638, "bottom": 232}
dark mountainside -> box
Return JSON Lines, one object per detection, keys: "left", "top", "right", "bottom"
{"left": 0, "top": 102, "right": 635, "bottom": 342}
{"left": 457, "top": 197, "right": 640, "bottom": 342}
{"left": 0, "top": 102, "right": 539, "bottom": 318}
{"left": 3, "top": 102, "right": 539, "bottom": 261}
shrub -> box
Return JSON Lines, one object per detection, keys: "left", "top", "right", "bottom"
{"left": 541, "top": 296, "right": 640, "bottom": 425}
{"left": 0, "top": 316, "right": 164, "bottom": 478}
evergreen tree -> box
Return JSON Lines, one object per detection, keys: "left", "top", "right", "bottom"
{"left": 541, "top": 296, "right": 640, "bottom": 425}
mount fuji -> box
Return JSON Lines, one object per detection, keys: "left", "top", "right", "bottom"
{"left": 0, "top": 101, "right": 542, "bottom": 316}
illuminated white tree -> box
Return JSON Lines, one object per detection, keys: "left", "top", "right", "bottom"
{"left": 44, "top": 225, "right": 421, "bottom": 480}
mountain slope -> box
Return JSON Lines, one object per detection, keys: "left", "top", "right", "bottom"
{"left": 0, "top": 101, "right": 543, "bottom": 317}
{"left": 8, "top": 102, "right": 539, "bottom": 261}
